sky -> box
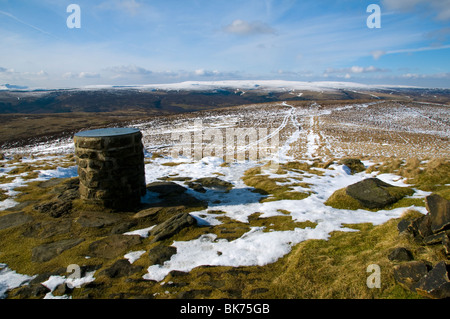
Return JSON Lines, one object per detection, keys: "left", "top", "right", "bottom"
{"left": 0, "top": 0, "right": 450, "bottom": 89}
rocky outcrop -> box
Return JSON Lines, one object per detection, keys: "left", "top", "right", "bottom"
{"left": 325, "top": 177, "right": 414, "bottom": 210}
{"left": 392, "top": 194, "right": 450, "bottom": 298}
{"left": 0, "top": 212, "right": 33, "bottom": 230}
{"left": 346, "top": 178, "right": 414, "bottom": 209}
{"left": 399, "top": 194, "right": 450, "bottom": 254}
{"left": 149, "top": 213, "right": 197, "bottom": 243}
{"left": 188, "top": 177, "right": 233, "bottom": 192}
{"left": 339, "top": 158, "right": 366, "bottom": 174}
{"left": 32, "top": 238, "right": 85, "bottom": 262}
{"left": 100, "top": 259, "right": 143, "bottom": 278}
{"left": 88, "top": 234, "right": 142, "bottom": 259}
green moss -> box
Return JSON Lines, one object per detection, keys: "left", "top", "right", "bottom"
{"left": 324, "top": 188, "right": 366, "bottom": 210}
{"left": 242, "top": 165, "right": 311, "bottom": 203}
{"left": 0, "top": 189, "right": 7, "bottom": 201}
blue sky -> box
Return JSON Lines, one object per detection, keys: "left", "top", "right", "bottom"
{"left": 0, "top": 0, "right": 449, "bottom": 88}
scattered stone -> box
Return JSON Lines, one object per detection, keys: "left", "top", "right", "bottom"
{"left": 339, "top": 158, "right": 365, "bottom": 174}
{"left": 110, "top": 221, "right": 138, "bottom": 235}
{"left": 148, "top": 245, "right": 177, "bottom": 265}
{"left": 32, "top": 238, "right": 85, "bottom": 262}
{"left": 88, "top": 234, "right": 141, "bottom": 259}
{"left": 12, "top": 281, "right": 50, "bottom": 298}
{"left": 34, "top": 199, "right": 73, "bottom": 218}
{"left": 100, "top": 259, "right": 143, "bottom": 278}
{"left": 192, "top": 177, "right": 233, "bottom": 192}
{"left": 416, "top": 214, "right": 433, "bottom": 238}
{"left": 0, "top": 212, "right": 33, "bottom": 230}
{"left": 146, "top": 182, "right": 187, "bottom": 197}
{"left": 133, "top": 207, "right": 163, "bottom": 219}
{"left": 149, "top": 213, "right": 197, "bottom": 243}
{"left": 393, "top": 261, "right": 431, "bottom": 292}
{"left": 443, "top": 235, "right": 450, "bottom": 256}
{"left": 22, "top": 219, "right": 72, "bottom": 239}
{"left": 345, "top": 178, "right": 414, "bottom": 209}
{"left": 52, "top": 283, "right": 74, "bottom": 297}
{"left": 158, "top": 176, "right": 192, "bottom": 182}
{"left": 187, "top": 182, "right": 206, "bottom": 193}
{"left": 422, "top": 231, "right": 450, "bottom": 246}
{"left": 388, "top": 247, "right": 414, "bottom": 262}
{"left": 425, "top": 194, "right": 450, "bottom": 234}
{"left": 397, "top": 218, "right": 413, "bottom": 234}
{"left": 38, "top": 178, "right": 65, "bottom": 189}
{"left": 416, "top": 261, "right": 450, "bottom": 299}
{"left": 76, "top": 211, "right": 121, "bottom": 228}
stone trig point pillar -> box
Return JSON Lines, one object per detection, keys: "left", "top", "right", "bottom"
{"left": 74, "top": 128, "right": 146, "bottom": 211}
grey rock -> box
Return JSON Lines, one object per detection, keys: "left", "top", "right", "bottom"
{"left": 148, "top": 245, "right": 177, "bottom": 265}
{"left": 425, "top": 194, "right": 450, "bottom": 234}
{"left": 100, "top": 259, "right": 143, "bottom": 278}
{"left": 88, "top": 234, "right": 141, "bottom": 259}
{"left": 422, "top": 231, "right": 450, "bottom": 245}
{"left": 393, "top": 261, "right": 431, "bottom": 291}
{"left": 52, "top": 283, "right": 74, "bottom": 297}
{"left": 76, "top": 211, "right": 121, "bottom": 228}
{"left": 345, "top": 178, "right": 413, "bottom": 209}
{"left": 32, "top": 238, "right": 85, "bottom": 262}
{"left": 192, "top": 177, "right": 233, "bottom": 192}
{"left": 34, "top": 199, "right": 73, "bottom": 218}
{"left": 416, "top": 261, "right": 450, "bottom": 299}
{"left": 187, "top": 182, "right": 207, "bottom": 193}
{"left": 388, "top": 247, "right": 414, "bottom": 262}
{"left": 339, "top": 158, "right": 365, "bottom": 174}
{"left": 149, "top": 213, "right": 196, "bottom": 243}
{"left": 22, "top": 219, "right": 72, "bottom": 239}
{"left": 146, "top": 182, "right": 187, "bottom": 197}
{"left": 0, "top": 212, "right": 33, "bottom": 230}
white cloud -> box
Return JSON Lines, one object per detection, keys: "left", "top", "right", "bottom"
{"left": 325, "top": 66, "right": 388, "bottom": 75}
{"left": 62, "top": 72, "right": 100, "bottom": 79}
{"left": 223, "top": 19, "right": 276, "bottom": 36}
{"left": 371, "top": 50, "right": 386, "bottom": 60}
{"left": 107, "top": 65, "right": 152, "bottom": 76}
{"left": 194, "top": 69, "right": 220, "bottom": 76}
{"left": 79, "top": 72, "right": 100, "bottom": 79}
{"left": 382, "top": 0, "right": 450, "bottom": 20}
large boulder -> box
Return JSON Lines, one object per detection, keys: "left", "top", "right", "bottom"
{"left": 325, "top": 178, "right": 414, "bottom": 210}
{"left": 416, "top": 261, "right": 450, "bottom": 299}
{"left": 393, "top": 261, "right": 431, "bottom": 292}
{"left": 345, "top": 178, "right": 414, "bottom": 209}
{"left": 425, "top": 194, "right": 450, "bottom": 234}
